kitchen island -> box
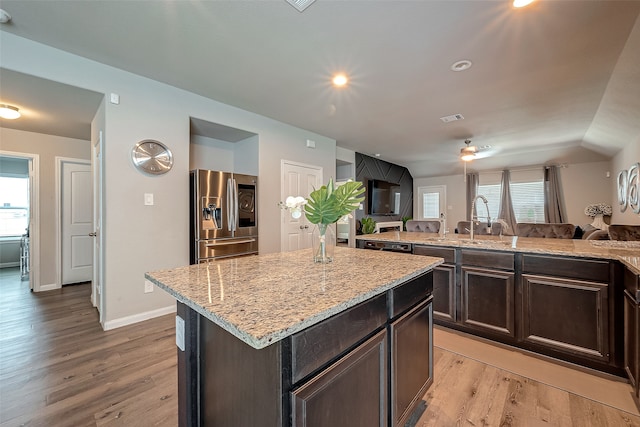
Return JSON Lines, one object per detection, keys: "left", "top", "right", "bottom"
{"left": 146, "top": 247, "right": 443, "bottom": 427}
{"left": 358, "top": 232, "right": 640, "bottom": 409}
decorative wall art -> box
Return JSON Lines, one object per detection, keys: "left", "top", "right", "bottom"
{"left": 617, "top": 162, "right": 639, "bottom": 214}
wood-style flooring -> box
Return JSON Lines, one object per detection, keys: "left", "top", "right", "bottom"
{"left": 1, "top": 266, "right": 639, "bottom": 426}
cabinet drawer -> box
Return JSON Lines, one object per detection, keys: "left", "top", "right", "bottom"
{"left": 522, "top": 254, "right": 609, "bottom": 283}
{"left": 461, "top": 249, "right": 514, "bottom": 270}
{"left": 290, "top": 293, "right": 387, "bottom": 384}
{"left": 389, "top": 271, "right": 433, "bottom": 319}
{"left": 413, "top": 245, "right": 456, "bottom": 263}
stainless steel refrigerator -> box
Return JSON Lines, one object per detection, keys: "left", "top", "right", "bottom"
{"left": 190, "top": 169, "right": 258, "bottom": 263}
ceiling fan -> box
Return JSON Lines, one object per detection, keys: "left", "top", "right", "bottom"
{"left": 459, "top": 139, "right": 493, "bottom": 162}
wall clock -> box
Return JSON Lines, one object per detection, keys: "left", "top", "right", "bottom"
{"left": 131, "top": 140, "right": 173, "bottom": 175}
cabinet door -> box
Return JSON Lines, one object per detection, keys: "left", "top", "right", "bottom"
{"left": 462, "top": 266, "right": 515, "bottom": 338}
{"left": 433, "top": 264, "right": 456, "bottom": 323}
{"left": 522, "top": 274, "right": 609, "bottom": 362}
{"left": 390, "top": 298, "right": 433, "bottom": 427}
{"left": 625, "top": 291, "right": 639, "bottom": 397}
{"left": 291, "top": 330, "right": 387, "bottom": 427}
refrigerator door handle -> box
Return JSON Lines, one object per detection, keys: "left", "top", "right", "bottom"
{"left": 226, "top": 178, "right": 233, "bottom": 232}
{"left": 233, "top": 178, "right": 238, "bottom": 232}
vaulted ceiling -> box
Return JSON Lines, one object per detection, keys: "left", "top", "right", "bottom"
{"left": 1, "top": 1, "right": 639, "bottom": 177}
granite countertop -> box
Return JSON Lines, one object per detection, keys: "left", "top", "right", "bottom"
{"left": 356, "top": 231, "right": 640, "bottom": 274}
{"left": 145, "top": 246, "right": 442, "bottom": 350}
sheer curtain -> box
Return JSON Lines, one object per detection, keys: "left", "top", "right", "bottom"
{"left": 466, "top": 172, "right": 479, "bottom": 220}
{"left": 497, "top": 170, "right": 517, "bottom": 235}
{"left": 544, "top": 166, "right": 566, "bottom": 223}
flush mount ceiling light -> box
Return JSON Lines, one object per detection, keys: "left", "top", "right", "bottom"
{"left": 285, "top": 0, "right": 317, "bottom": 12}
{"left": 332, "top": 73, "right": 348, "bottom": 87}
{"left": 0, "top": 104, "right": 21, "bottom": 120}
{"left": 450, "top": 60, "right": 473, "bottom": 72}
{"left": 513, "top": 0, "right": 535, "bottom": 7}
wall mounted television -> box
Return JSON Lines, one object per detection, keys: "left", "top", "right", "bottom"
{"left": 368, "top": 179, "right": 401, "bottom": 215}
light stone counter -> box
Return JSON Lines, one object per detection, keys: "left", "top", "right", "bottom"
{"left": 145, "top": 246, "right": 442, "bottom": 349}
{"left": 357, "top": 232, "right": 640, "bottom": 274}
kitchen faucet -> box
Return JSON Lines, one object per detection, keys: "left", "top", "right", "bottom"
{"left": 469, "top": 195, "right": 491, "bottom": 241}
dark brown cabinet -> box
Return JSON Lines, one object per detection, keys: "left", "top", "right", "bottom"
{"left": 292, "top": 330, "right": 388, "bottom": 427}
{"left": 461, "top": 249, "right": 515, "bottom": 339}
{"left": 462, "top": 266, "right": 515, "bottom": 338}
{"left": 389, "top": 299, "right": 433, "bottom": 427}
{"left": 521, "top": 255, "right": 612, "bottom": 365}
{"left": 624, "top": 267, "right": 640, "bottom": 407}
{"left": 414, "top": 245, "right": 457, "bottom": 322}
{"left": 521, "top": 274, "right": 609, "bottom": 361}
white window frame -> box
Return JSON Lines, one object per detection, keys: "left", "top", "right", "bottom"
{"left": 417, "top": 185, "right": 446, "bottom": 220}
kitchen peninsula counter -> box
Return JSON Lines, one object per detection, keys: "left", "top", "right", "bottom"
{"left": 146, "top": 247, "right": 443, "bottom": 426}
{"left": 358, "top": 231, "right": 640, "bottom": 386}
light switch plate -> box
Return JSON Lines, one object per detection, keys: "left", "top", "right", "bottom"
{"left": 144, "top": 279, "right": 154, "bottom": 293}
{"left": 144, "top": 193, "right": 154, "bottom": 206}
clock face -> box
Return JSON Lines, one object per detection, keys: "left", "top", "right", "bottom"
{"left": 131, "top": 140, "right": 173, "bottom": 175}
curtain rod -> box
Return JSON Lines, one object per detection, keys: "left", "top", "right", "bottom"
{"left": 469, "top": 163, "right": 568, "bottom": 175}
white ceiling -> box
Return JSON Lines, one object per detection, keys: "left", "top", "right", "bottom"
{"left": 1, "top": 0, "right": 639, "bottom": 178}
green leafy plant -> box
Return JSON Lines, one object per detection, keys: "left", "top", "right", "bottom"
{"left": 304, "top": 179, "right": 365, "bottom": 225}
{"left": 361, "top": 217, "right": 377, "bottom": 234}
{"left": 402, "top": 216, "right": 412, "bottom": 231}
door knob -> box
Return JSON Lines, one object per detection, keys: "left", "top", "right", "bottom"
{"left": 304, "top": 225, "right": 309, "bottom": 229}
{"left": 88, "top": 232, "right": 97, "bottom": 237}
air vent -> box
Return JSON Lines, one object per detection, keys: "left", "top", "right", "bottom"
{"left": 285, "top": 0, "right": 317, "bottom": 12}
{"left": 440, "top": 114, "right": 464, "bottom": 123}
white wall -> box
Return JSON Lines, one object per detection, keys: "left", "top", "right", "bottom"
{"left": 189, "top": 135, "right": 235, "bottom": 172}
{"left": 560, "top": 161, "right": 613, "bottom": 227}
{"left": 413, "top": 161, "right": 615, "bottom": 231}
{"left": 611, "top": 134, "right": 640, "bottom": 224}
{"left": 1, "top": 33, "right": 336, "bottom": 328}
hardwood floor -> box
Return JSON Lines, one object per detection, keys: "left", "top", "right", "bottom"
{"left": 0, "top": 268, "right": 178, "bottom": 426}
{"left": 1, "top": 266, "right": 638, "bottom": 426}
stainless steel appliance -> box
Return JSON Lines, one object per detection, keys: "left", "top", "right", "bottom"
{"left": 190, "top": 169, "right": 258, "bottom": 263}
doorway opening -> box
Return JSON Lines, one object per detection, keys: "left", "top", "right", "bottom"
{"left": 0, "top": 152, "right": 40, "bottom": 291}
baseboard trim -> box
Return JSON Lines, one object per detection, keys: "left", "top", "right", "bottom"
{"left": 103, "top": 305, "right": 176, "bottom": 331}
{"left": 38, "top": 283, "right": 59, "bottom": 292}
{"left": 0, "top": 262, "right": 20, "bottom": 268}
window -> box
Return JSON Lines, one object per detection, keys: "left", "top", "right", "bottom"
{"left": 0, "top": 177, "right": 29, "bottom": 237}
{"left": 510, "top": 181, "right": 545, "bottom": 223}
{"left": 478, "top": 170, "right": 544, "bottom": 223}
{"left": 417, "top": 185, "right": 445, "bottom": 220}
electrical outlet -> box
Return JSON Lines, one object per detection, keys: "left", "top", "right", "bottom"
{"left": 144, "top": 279, "right": 154, "bottom": 293}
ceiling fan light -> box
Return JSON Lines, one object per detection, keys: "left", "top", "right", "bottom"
{"left": 0, "top": 104, "right": 21, "bottom": 120}
{"left": 513, "top": 0, "right": 535, "bottom": 8}
{"left": 460, "top": 152, "right": 476, "bottom": 162}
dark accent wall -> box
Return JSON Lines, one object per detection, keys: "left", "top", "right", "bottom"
{"left": 355, "top": 153, "right": 413, "bottom": 222}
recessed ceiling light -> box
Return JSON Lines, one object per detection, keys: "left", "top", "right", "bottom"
{"left": 450, "top": 60, "right": 472, "bottom": 72}
{"left": 513, "top": 0, "right": 535, "bottom": 8}
{"left": 332, "top": 74, "right": 348, "bottom": 87}
{"left": 0, "top": 104, "right": 21, "bottom": 120}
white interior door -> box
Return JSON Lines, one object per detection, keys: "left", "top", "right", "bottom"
{"left": 281, "top": 161, "right": 322, "bottom": 252}
{"left": 62, "top": 161, "right": 93, "bottom": 284}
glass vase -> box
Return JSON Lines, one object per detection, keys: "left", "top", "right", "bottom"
{"left": 312, "top": 223, "right": 335, "bottom": 263}
{"left": 590, "top": 213, "right": 609, "bottom": 230}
